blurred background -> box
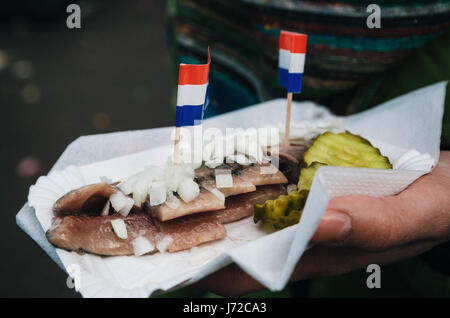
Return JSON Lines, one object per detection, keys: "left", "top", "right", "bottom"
{"left": 1, "top": 0, "right": 449, "bottom": 297}
{"left": 1, "top": 0, "right": 174, "bottom": 297}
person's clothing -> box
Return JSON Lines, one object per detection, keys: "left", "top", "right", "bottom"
{"left": 166, "top": 0, "right": 450, "bottom": 297}
{"left": 167, "top": 0, "right": 450, "bottom": 147}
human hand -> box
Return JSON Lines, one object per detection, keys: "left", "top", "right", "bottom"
{"left": 196, "top": 151, "right": 450, "bottom": 296}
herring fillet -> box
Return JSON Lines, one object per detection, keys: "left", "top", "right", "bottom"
{"left": 46, "top": 211, "right": 226, "bottom": 255}
{"left": 196, "top": 163, "right": 288, "bottom": 189}
{"left": 238, "top": 164, "right": 287, "bottom": 186}
{"left": 150, "top": 164, "right": 288, "bottom": 222}
{"left": 197, "top": 174, "right": 256, "bottom": 197}
{"left": 46, "top": 186, "right": 287, "bottom": 256}
{"left": 46, "top": 162, "right": 291, "bottom": 254}
{"left": 149, "top": 189, "right": 225, "bottom": 222}
{"left": 46, "top": 212, "right": 158, "bottom": 256}
{"left": 153, "top": 214, "right": 226, "bottom": 253}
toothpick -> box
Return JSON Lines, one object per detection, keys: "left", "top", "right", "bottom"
{"left": 284, "top": 92, "right": 293, "bottom": 147}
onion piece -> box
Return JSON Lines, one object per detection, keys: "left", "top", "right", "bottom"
{"left": 156, "top": 235, "right": 173, "bottom": 253}
{"left": 132, "top": 178, "right": 149, "bottom": 207}
{"left": 101, "top": 199, "right": 110, "bottom": 216}
{"left": 183, "top": 164, "right": 195, "bottom": 179}
{"left": 177, "top": 178, "right": 200, "bottom": 203}
{"left": 165, "top": 162, "right": 186, "bottom": 193}
{"left": 215, "top": 169, "right": 233, "bottom": 188}
{"left": 149, "top": 181, "right": 167, "bottom": 206}
{"left": 131, "top": 236, "right": 155, "bottom": 256}
{"left": 165, "top": 191, "right": 180, "bottom": 209}
{"left": 110, "top": 192, "right": 135, "bottom": 217}
{"left": 118, "top": 198, "right": 134, "bottom": 217}
{"left": 110, "top": 219, "right": 128, "bottom": 239}
{"left": 118, "top": 174, "right": 140, "bottom": 195}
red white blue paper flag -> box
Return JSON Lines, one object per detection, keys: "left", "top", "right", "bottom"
{"left": 278, "top": 31, "right": 307, "bottom": 93}
{"left": 175, "top": 49, "right": 211, "bottom": 127}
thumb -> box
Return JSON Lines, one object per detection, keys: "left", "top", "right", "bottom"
{"left": 310, "top": 193, "right": 440, "bottom": 251}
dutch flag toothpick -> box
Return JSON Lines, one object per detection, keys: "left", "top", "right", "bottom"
{"left": 278, "top": 31, "right": 307, "bottom": 146}
{"left": 173, "top": 48, "right": 211, "bottom": 164}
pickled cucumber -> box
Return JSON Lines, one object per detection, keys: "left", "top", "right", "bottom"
{"left": 297, "top": 161, "right": 327, "bottom": 192}
{"left": 254, "top": 131, "right": 392, "bottom": 230}
{"left": 304, "top": 131, "right": 392, "bottom": 169}
{"left": 254, "top": 189, "right": 308, "bottom": 229}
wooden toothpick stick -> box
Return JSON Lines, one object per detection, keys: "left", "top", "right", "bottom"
{"left": 284, "top": 92, "right": 293, "bottom": 147}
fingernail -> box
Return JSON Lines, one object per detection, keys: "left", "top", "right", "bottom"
{"left": 319, "top": 210, "right": 352, "bottom": 243}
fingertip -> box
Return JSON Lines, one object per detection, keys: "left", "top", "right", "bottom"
{"left": 311, "top": 209, "right": 352, "bottom": 244}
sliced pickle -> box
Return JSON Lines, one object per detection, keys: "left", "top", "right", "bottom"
{"left": 304, "top": 131, "right": 392, "bottom": 169}
{"left": 254, "top": 131, "right": 391, "bottom": 230}
{"left": 254, "top": 189, "right": 308, "bottom": 229}
{"left": 297, "top": 161, "right": 327, "bottom": 192}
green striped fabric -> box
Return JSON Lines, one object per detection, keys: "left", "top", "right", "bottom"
{"left": 167, "top": 0, "right": 450, "bottom": 146}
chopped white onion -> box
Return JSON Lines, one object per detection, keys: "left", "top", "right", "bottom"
{"left": 183, "top": 164, "right": 195, "bottom": 179}
{"left": 110, "top": 219, "right": 128, "bottom": 239}
{"left": 165, "top": 162, "right": 186, "bottom": 193}
{"left": 118, "top": 175, "right": 139, "bottom": 195}
{"left": 117, "top": 180, "right": 133, "bottom": 195}
{"left": 215, "top": 169, "right": 233, "bottom": 188}
{"left": 118, "top": 158, "right": 204, "bottom": 208}
{"left": 101, "top": 199, "right": 110, "bottom": 216}
{"left": 119, "top": 199, "right": 134, "bottom": 217}
{"left": 156, "top": 235, "right": 173, "bottom": 253}
{"left": 132, "top": 178, "right": 149, "bottom": 207}
{"left": 143, "top": 164, "right": 165, "bottom": 181}
{"left": 149, "top": 180, "right": 167, "bottom": 206}
{"left": 110, "top": 192, "right": 135, "bottom": 216}
{"left": 177, "top": 178, "right": 200, "bottom": 203}
{"left": 165, "top": 191, "right": 181, "bottom": 209}
{"left": 131, "top": 236, "right": 155, "bottom": 256}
